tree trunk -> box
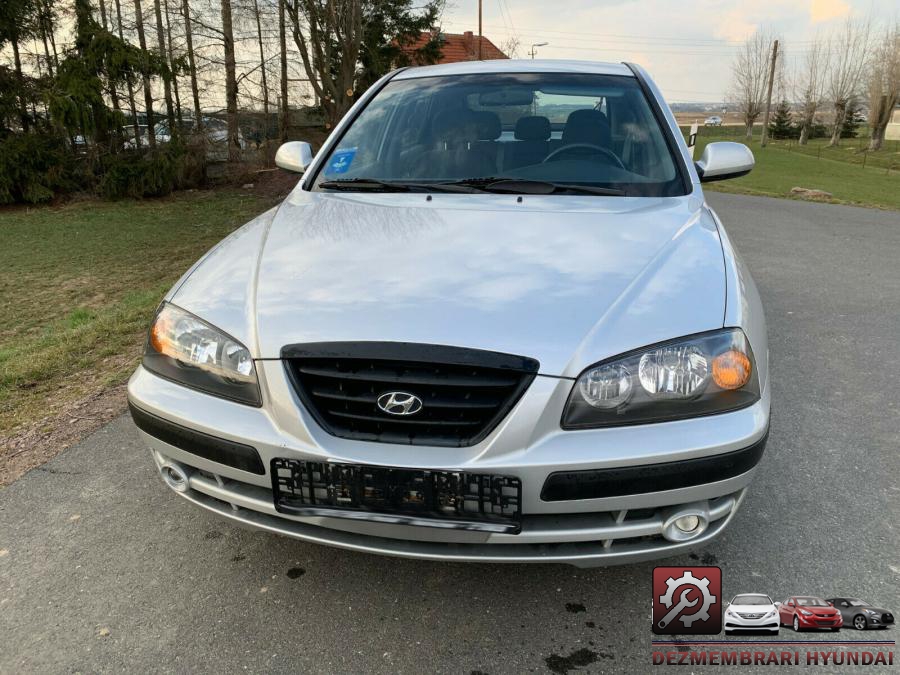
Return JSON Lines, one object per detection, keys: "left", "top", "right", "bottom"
{"left": 164, "top": 0, "right": 183, "bottom": 127}
{"left": 253, "top": 0, "right": 270, "bottom": 148}
{"left": 11, "top": 39, "right": 30, "bottom": 132}
{"left": 153, "top": 0, "right": 177, "bottom": 135}
{"left": 133, "top": 0, "right": 157, "bottom": 147}
{"left": 97, "top": 0, "right": 123, "bottom": 142}
{"left": 114, "top": 0, "right": 142, "bottom": 144}
{"left": 869, "top": 125, "right": 886, "bottom": 152}
{"left": 744, "top": 121, "right": 753, "bottom": 139}
{"left": 181, "top": 0, "right": 202, "bottom": 130}
{"left": 221, "top": 0, "right": 240, "bottom": 162}
{"left": 798, "top": 121, "right": 810, "bottom": 145}
{"left": 38, "top": 4, "right": 54, "bottom": 77}
{"left": 868, "top": 93, "right": 899, "bottom": 152}
{"left": 829, "top": 100, "right": 846, "bottom": 147}
{"left": 278, "top": 0, "right": 288, "bottom": 142}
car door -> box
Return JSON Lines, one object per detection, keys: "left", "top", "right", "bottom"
{"left": 780, "top": 598, "right": 794, "bottom": 624}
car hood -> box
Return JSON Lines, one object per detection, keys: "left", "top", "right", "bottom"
{"left": 802, "top": 607, "right": 839, "bottom": 615}
{"left": 172, "top": 189, "right": 726, "bottom": 377}
{"left": 730, "top": 604, "right": 776, "bottom": 614}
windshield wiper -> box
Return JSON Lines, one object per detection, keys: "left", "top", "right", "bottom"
{"left": 442, "top": 178, "right": 626, "bottom": 196}
{"left": 318, "top": 178, "right": 482, "bottom": 193}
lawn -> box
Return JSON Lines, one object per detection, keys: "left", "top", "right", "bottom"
{"left": 684, "top": 127, "right": 900, "bottom": 210}
{"left": 0, "top": 189, "right": 280, "bottom": 438}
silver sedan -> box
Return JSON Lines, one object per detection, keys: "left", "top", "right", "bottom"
{"left": 128, "top": 59, "right": 768, "bottom": 567}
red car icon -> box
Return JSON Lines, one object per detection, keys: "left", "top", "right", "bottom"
{"left": 777, "top": 596, "right": 843, "bottom": 632}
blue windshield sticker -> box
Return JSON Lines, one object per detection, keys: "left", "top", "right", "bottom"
{"left": 326, "top": 147, "right": 357, "bottom": 174}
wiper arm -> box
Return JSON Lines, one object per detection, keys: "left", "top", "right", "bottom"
{"left": 319, "top": 178, "right": 413, "bottom": 192}
{"left": 460, "top": 178, "right": 626, "bottom": 196}
{"left": 318, "top": 178, "right": 482, "bottom": 193}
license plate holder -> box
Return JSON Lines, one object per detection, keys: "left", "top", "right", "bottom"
{"left": 271, "top": 458, "right": 522, "bottom": 534}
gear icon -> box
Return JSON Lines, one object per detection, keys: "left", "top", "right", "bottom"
{"left": 659, "top": 570, "right": 717, "bottom": 627}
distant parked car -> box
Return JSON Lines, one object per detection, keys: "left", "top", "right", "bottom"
{"left": 704, "top": 116, "right": 723, "bottom": 126}
{"left": 827, "top": 598, "right": 894, "bottom": 631}
{"left": 777, "top": 597, "right": 843, "bottom": 632}
{"left": 724, "top": 594, "right": 780, "bottom": 634}
{"left": 124, "top": 117, "right": 245, "bottom": 159}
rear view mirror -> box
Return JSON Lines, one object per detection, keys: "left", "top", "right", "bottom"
{"left": 774, "top": 602, "right": 782, "bottom": 607}
{"left": 275, "top": 141, "right": 314, "bottom": 173}
{"left": 478, "top": 88, "right": 534, "bottom": 106}
{"left": 695, "top": 142, "right": 754, "bottom": 183}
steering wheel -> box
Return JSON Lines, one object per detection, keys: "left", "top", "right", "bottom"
{"left": 542, "top": 143, "right": 626, "bottom": 170}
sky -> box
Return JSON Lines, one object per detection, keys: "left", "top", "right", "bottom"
{"left": 440, "top": 0, "right": 899, "bottom": 102}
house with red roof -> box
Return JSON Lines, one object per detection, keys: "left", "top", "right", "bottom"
{"left": 404, "top": 31, "right": 509, "bottom": 64}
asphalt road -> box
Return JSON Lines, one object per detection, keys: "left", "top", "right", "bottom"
{"left": 2, "top": 193, "right": 899, "bottom": 674}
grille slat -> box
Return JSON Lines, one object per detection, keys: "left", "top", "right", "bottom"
{"left": 296, "top": 364, "right": 521, "bottom": 388}
{"left": 284, "top": 343, "right": 539, "bottom": 447}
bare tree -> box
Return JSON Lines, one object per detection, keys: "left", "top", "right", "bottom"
{"left": 133, "top": 0, "right": 157, "bottom": 146}
{"left": 285, "top": 0, "right": 364, "bottom": 128}
{"left": 792, "top": 35, "right": 826, "bottom": 145}
{"left": 728, "top": 30, "right": 773, "bottom": 139}
{"left": 164, "top": 0, "right": 183, "bottom": 126}
{"left": 826, "top": 17, "right": 870, "bottom": 147}
{"left": 867, "top": 22, "right": 900, "bottom": 151}
{"left": 220, "top": 0, "right": 240, "bottom": 160}
{"left": 500, "top": 35, "right": 520, "bottom": 58}
{"left": 278, "top": 0, "right": 288, "bottom": 141}
{"left": 180, "top": 0, "right": 202, "bottom": 129}
{"left": 252, "top": 0, "right": 270, "bottom": 138}
{"left": 114, "top": 0, "right": 142, "bottom": 142}
{"left": 153, "top": 0, "right": 177, "bottom": 133}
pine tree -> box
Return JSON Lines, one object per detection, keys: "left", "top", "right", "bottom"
{"left": 840, "top": 97, "right": 863, "bottom": 138}
{"left": 767, "top": 99, "right": 795, "bottom": 140}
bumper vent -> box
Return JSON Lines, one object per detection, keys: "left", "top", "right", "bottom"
{"left": 283, "top": 342, "right": 538, "bottom": 447}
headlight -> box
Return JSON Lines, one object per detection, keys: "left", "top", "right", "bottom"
{"left": 562, "top": 329, "right": 760, "bottom": 428}
{"left": 800, "top": 610, "right": 813, "bottom": 616}
{"left": 864, "top": 609, "right": 878, "bottom": 615}
{"left": 143, "top": 302, "right": 261, "bottom": 406}
{"left": 764, "top": 609, "right": 776, "bottom": 619}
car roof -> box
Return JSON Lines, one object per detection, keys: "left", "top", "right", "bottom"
{"left": 393, "top": 59, "right": 635, "bottom": 80}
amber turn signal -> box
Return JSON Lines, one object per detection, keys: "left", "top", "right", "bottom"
{"left": 712, "top": 350, "right": 752, "bottom": 390}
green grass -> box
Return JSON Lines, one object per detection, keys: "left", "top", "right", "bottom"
{"left": 0, "top": 190, "right": 280, "bottom": 434}
{"left": 687, "top": 130, "right": 900, "bottom": 210}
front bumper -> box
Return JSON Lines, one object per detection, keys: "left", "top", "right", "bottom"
{"left": 127, "top": 360, "right": 770, "bottom": 567}
{"left": 725, "top": 613, "right": 780, "bottom": 631}
{"left": 797, "top": 614, "right": 843, "bottom": 629}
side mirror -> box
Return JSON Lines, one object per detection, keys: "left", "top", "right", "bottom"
{"left": 695, "top": 142, "right": 754, "bottom": 183}
{"left": 774, "top": 602, "right": 781, "bottom": 607}
{"left": 275, "top": 141, "right": 313, "bottom": 174}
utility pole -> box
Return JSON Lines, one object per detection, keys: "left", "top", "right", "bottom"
{"left": 760, "top": 39, "right": 778, "bottom": 147}
{"left": 477, "top": 0, "right": 482, "bottom": 60}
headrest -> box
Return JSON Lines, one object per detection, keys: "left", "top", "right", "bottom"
{"left": 471, "top": 111, "right": 501, "bottom": 140}
{"left": 514, "top": 116, "right": 551, "bottom": 141}
{"left": 431, "top": 109, "right": 500, "bottom": 142}
{"left": 561, "top": 109, "right": 611, "bottom": 146}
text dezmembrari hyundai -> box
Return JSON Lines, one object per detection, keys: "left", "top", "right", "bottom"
{"left": 127, "top": 59, "right": 769, "bottom": 567}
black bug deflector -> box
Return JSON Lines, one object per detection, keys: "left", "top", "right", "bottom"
{"left": 271, "top": 458, "right": 523, "bottom": 534}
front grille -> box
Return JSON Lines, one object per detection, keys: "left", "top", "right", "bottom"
{"left": 737, "top": 612, "right": 764, "bottom": 619}
{"left": 283, "top": 342, "right": 539, "bottom": 447}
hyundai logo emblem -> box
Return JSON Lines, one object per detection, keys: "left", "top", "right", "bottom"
{"left": 376, "top": 391, "right": 424, "bottom": 416}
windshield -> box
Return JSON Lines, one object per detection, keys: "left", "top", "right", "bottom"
{"left": 733, "top": 595, "right": 772, "bottom": 606}
{"left": 796, "top": 598, "right": 829, "bottom": 607}
{"left": 848, "top": 600, "right": 870, "bottom": 607}
{"left": 313, "top": 72, "right": 685, "bottom": 196}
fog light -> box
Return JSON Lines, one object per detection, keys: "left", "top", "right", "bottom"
{"left": 675, "top": 515, "right": 700, "bottom": 533}
{"left": 662, "top": 506, "right": 710, "bottom": 542}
